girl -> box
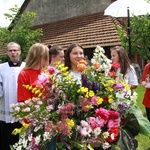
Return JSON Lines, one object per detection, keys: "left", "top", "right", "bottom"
{"left": 110, "top": 46, "right": 138, "bottom": 89}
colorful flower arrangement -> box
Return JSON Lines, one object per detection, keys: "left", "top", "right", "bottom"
{"left": 10, "top": 46, "right": 150, "bottom": 150}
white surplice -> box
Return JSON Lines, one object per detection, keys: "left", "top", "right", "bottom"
{"left": 0, "top": 62, "right": 25, "bottom": 123}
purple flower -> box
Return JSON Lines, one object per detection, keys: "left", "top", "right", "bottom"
{"left": 112, "top": 83, "right": 124, "bottom": 90}
{"left": 92, "top": 81, "right": 99, "bottom": 93}
{"left": 118, "top": 102, "right": 128, "bottom": 114}
{"left": 81, "top": 74, "right": 91, "bottom": 88}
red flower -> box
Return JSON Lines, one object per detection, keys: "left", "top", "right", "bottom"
{"left": 112, "top": 62, "right": 120, "bottom": 69}
{"left": 103, "top": 96, "right": 108, "bottom": 102}
{"left": 108, "top": 71, "right": 117, "bottom": 78}
{"left": 107, "top": 127, "right": 120, "bottom": 143}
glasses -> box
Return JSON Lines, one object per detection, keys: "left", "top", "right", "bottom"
{"left": 8, "top": 49, "right": 19, "bottom": 53}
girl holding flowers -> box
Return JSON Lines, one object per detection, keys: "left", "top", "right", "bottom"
{"left": 110, "top": 46, "right": 138, "bottom": 90}
{"left": 65, "top": 42, "right": 85, "bottom": 84}
{"left": 17, "top": 43, "right": 49, "bottom": 102}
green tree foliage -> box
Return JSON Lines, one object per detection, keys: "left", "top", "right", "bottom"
{"left": 115, "top": 14, "right": 150, "bottom": 61}
{"left": 0, "top": 5, "right": 43, "bottom": 62}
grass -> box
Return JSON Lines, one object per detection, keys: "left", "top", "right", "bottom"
{"left": 133, "top": 84, "right": 150, "bottom": 150}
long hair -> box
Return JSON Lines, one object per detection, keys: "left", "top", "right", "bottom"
{"left": 110, "top": 46, "right": 132, "bottom": 76}
{"left": 49, "top": 46, "right": 63, "bottom": 63}
{"left": 24, "top": 43, "right": 49, "bottom": 70}
{"left": 65, "top": 43, "right": 83, "bottom": 70}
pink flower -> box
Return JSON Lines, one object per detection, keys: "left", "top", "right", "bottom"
{"left": 88, "top": 117, "right": 97, "bottom": 129}
{"left": 38, "top": 72, "right": 49, "bottom": 84}
{"left": 77, "top": 120, "right": 92, "bottom": 137}
{"left": 48, "top": 66, "right": 56, "bottom": 74}
{"left": 91, "top": 96, "right": 98, "bottom": 105}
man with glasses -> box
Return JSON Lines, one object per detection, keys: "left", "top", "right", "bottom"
{"left": 0, "top": 42, "right": 25, "bottom": 150}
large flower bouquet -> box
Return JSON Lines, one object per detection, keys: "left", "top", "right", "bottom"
{"left": 11, "top": 46, "right": 150, "bottom": 150}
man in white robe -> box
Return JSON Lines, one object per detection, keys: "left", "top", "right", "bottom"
{"left": 0, "top": 42, "right": 25, "bottom": 150}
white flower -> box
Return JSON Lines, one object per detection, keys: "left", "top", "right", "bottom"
{"left": 46, "top": 105, "right": 53, "bottom": 112}
{"left": 28, "top": 134, "right": 33, "bottom": 141}
{"left": 35, "top": 135, "right": 41, "bottom": 145}
{"left": 23, "top": 139, "right": 28, "bottom": 148}
{"left": 23, "top": 107, "right": 30, "bottom": 112}
{"left": 116, "top": 92, "right": 124, "bottom": 99}
{"left": 16, "top": 146, "right": 22, "bottom": 150}
{"left": 43, "top": 132, "right": 51, "bottom": 141}
{"left": 93, "top": 127, "right": 101, "bottom": 138}
{"left": 102, "top": 142, "right": 111, "bottom": 149}
{"left": 37, "top": 100, "right": 43, "bottom": 105}
{"left": 103, "top": 131, "right": 109, "bottom": 139}
{"left": 110, "top": 133, "right": 115, "bottom": 140}
{"left": 130, "top": 92, "right": 138, "bottom": 103}
{"left": 14, "top": 106, "right": 20, "bottom": 112}
{"left": 34, "top": 126, "right": 40, "bottom": 132}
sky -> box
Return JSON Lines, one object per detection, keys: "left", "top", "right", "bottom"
{"left": 0, "top": 0, "right": 25, "bottom": 27}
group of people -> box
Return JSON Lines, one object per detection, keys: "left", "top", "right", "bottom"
{"left": 0, "top": 41, "right": 149, "bottom": 149}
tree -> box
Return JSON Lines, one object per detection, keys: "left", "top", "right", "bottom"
{"left": 0, "top": 5, "right": 43, "bottom": 62}
{"left": 115, "top": 14, "right": 150, "bottom": 61}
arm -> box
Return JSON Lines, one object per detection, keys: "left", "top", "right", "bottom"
{"left": 127, "top": 66, "right": 138, "bottom": 89}
{"left": 142, "top": 63, "right": 149, "bottom": 87}
{"left": 0, "top": 72, "right": 3, "bottom": 97}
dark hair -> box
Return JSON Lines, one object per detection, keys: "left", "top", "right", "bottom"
{"left": 65, "top": 43, "right": 83, "bottom": 70}
{"left": 110, "top": 46, "right": 132, "bottom": 76}
{"left": 49, "top": 46, "right": 63, "bottom": 63}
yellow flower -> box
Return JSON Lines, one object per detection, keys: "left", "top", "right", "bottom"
{"left": 108, "top": 98, "right": 113, "bottom": 103}
{"left": 38, "top": 93, "right": 42, "bottom": 98}
{"left": 22, "top": 122, "right": 29, "bottom": 129}
{"left": 61, "top": 66, "right": 68, "bottom": 72}
{"left": 35, "top": 90, "right": 40, "bottom": 94}
{"left": 11, "top": 127, "right": 23, "bottom": 135}
{"left": 123, "top": 83, "right": 130, "bottom": 90}
{"left": 85, "top": 104, "right": 92, "bottom": 109}
{"left": 88, "top": 90, "right": 94, "bottom": 97}
{"left": 96, "top": 97, "right": 103, "bottom": 105}
{"left": 66, "top": 118, "right": 74, "bottom": 128}
{"left": 66, "top": 76, "right": 73, "bottom": 81}
{"left": 106, "top": 87, "right": 113, "bottom": 92}
{"left": 108, "top": 95, "right": 113, "bottom": 103}
{"left": 32, "top": 88, "right": 37, "bottom": 93}
{"left": 107, "top": 79, "right": 115, "bottom": 86}
{"left": 78, "top": 87, "right": 88, "bottom": 93}
{"left": 62, "top": 72, "right": 69, "bottom": 76}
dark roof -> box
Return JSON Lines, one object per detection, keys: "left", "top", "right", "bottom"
{"left": 32, "top": 12, "right": 122, "bottom": 49}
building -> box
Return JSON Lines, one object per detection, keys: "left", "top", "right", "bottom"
{"left": 18, "top": 0, "right": 121, "bottom": 59}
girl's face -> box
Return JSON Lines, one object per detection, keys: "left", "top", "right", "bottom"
{"left": 53, "top": 50, "right": 65, "bottom": 63}
{"left": 111, "top": 50, "right": 119, "bottom": 63}
{"left": 69, "top": 46, "right": 84, "bottom": 66}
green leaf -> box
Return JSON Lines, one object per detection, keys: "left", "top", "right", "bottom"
{"left": 129, "top": 105, "right": 150, "bottom": 137}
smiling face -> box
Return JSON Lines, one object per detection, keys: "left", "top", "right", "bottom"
{"left": 69, "top": 46, "right": 84, "bottom": 67}
{"left": 7, "top": 43, "right": 21, "bottom": 63}
{"left": 111, "top": 50, "right": 119, "bottom": 63}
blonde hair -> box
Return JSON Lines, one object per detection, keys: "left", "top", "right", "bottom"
{"left": 7, "top": 42, "right": 21, "bottom": 51}
{"left": 24, "top": 43, "right": 49, "bottom": 70}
